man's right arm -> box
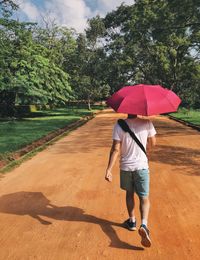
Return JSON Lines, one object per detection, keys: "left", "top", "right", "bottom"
{"left": 147, "top": 120, "right": 156, "bottom": 154}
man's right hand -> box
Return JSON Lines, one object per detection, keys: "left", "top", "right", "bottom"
{"left": 105, "top": 169, "right": 112, "bottom": 182}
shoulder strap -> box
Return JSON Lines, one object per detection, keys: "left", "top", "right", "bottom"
{"left": 118, "top": 119, "right": 146, "bottom": 155}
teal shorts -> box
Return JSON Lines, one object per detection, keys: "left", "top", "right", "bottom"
{"left": 120, "top": 169, "right": 150, "bottom": 197}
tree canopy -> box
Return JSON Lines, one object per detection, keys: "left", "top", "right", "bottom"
{"left": 0, "top": 0, "right": 200, "bottom": 116}
{"left": 99, "top": 0, "right": 200, "bottom": 106}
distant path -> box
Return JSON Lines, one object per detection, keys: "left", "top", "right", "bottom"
{"left": 0, "top": 110, "right": 200, "bottom": 260}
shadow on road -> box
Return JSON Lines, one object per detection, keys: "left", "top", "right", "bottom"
{"left": 150, "top": 145, "right": 200, "bottom": 176}
{"left": 0, "top": 191, "right": 144, "bottom": 251}
{"left": 51, "top": 118, "right": 115, "bottom": 154}
{"left": 154, "top": 119, "right": 197, "bottom": 137}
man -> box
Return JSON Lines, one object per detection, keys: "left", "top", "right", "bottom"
{"left": 105, "top": 114, "right": 156, "bottom": 247}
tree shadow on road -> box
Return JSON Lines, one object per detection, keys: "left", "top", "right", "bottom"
{"left": 0, "top": 191, "right": 144, "bottom": 251}
{"left": 153, "top": 119, "right": 198, "bottom": 137}
{"left": 150, "top": 145, "right": 200, "bottom": 176}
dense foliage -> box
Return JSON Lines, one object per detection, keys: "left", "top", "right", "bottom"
{"left": 0, "top": 0, "right": 199, "bottom": 116}
{"left": 99, "top": 0, "right": 200, "bottom": 108}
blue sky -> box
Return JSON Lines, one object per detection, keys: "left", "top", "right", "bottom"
{"left": 15, "top": 0, "right": 135, "bottom": 32}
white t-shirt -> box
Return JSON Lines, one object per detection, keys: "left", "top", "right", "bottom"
{"left": 112, "top": 118, "right": 156, "bottom": 171}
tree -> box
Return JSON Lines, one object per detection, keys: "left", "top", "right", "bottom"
{"left": 0, "top": 0, "right": 18, "bottom": 16}
{"left": 68, "top": 29, "right": 110, "bottom": 110}
{"left": 101, "top": 0, "right": 200, "bottom": 107}
{"left": 0, "top": 19, "right": 72, "bottom": 116}
{"left": 34, "top": 20, "right": 78, "bottom": 69}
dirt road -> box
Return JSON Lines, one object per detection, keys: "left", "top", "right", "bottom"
{"left": 0, "top": 110, "right": 200, "bottom": 260}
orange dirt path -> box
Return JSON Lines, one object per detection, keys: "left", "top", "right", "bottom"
{"left": 0, "top": 110, "right": 200, "bottom": 260}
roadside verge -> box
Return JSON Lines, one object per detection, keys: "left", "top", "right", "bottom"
{"left": 168, "top": 115, "right": 200, "bottom": 132}
{"left": 0, "top": 114, "right": 95, "bottom": 173}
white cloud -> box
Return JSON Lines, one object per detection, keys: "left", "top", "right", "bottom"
{"left": 17, "top": 0, "right": 135, "bottom": 32}
{"left": 17, "top": 0, "right": 41, "bottom": 21}
{"left": 44, "top": 0, "right": 92, "bottom": 32}
{"left": 96, "top": 0, "right": 134, "bottom": 15}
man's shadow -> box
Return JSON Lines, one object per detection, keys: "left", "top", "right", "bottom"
{"left": 0, "top": 191, "right": 143, "bottom": 251}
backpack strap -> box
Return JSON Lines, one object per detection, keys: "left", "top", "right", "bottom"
{"left": 118, "top": 119, "right": 147, "bottom": 155}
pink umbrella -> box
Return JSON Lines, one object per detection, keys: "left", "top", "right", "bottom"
{"left": 107, "top": 84, "right": 181, "bottom": 116}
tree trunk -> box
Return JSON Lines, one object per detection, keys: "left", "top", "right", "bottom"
{"left": 87, "top": 98, "right": 91, "bottom": 110}
{"left": 0, "top": 90, "right": 16, "bottom": 117}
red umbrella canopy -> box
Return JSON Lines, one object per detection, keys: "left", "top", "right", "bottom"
{"left": 107, "top": 84, "right": 181, "bottom": 116}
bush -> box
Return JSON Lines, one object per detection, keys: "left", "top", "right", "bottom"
{"left": 15, "top": 105, "right": 37, "bottom": 116}
{"left": 0, "top": 103, "right": 15, "bottom": 117}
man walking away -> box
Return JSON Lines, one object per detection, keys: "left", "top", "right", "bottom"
{"left": 105, "top": 114, "right": 156, "bottom": 247}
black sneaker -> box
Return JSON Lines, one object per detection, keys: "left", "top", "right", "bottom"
{"left": 138, "top": 224, "right": 151, "bottom": 247}
{"left": 124, "top": 219, "right": 137, "bottom": 231}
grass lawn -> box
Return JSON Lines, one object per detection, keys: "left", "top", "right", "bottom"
{"left": 170, "top": 109, "right": 200, "bottom": 125}
{"left": 0, "top": 106, "right": 104, "bottom": 156}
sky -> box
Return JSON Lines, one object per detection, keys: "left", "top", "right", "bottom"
{"left": 14, "top": 0, "right": 135, "bottom": 32}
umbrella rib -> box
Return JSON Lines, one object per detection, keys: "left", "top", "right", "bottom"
{"left": 143, "top": 86, "right": 148, "bottom": 115}
{"left": 165, "top": 92, "right": 181, "bottom": 110}
{"left": 159, "top": 89, "right": 180, "bottom": 111}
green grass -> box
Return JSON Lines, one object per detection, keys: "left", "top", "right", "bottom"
{"left": 0, "top": 120, "right": 87, "bottom": 173}
{"left": 170, "top": 108, "right": 200, "bottom": 125}
{"left": 0, "top": 106, "right": 104, "bottom": 156}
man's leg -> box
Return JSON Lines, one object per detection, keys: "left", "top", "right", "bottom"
{"left": 120, "top": 170, "right": 136, "bottom": 230}
{"left": 134, "top": 169, "right": 150, "bottom": 226}
{"left": 126, "top": 191, "right": 136, "bottom": 220}
{"left": 139, "top": 196, "right": 150, "bottom": 226}
{"left": 134, "top": 169, "right": 151, "bottom": 247}
{"left": 138, "top": 196, "right": 151, "bottom": 247}
{"left": 124, "top": 190, "right": 137, "bottom": 231}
